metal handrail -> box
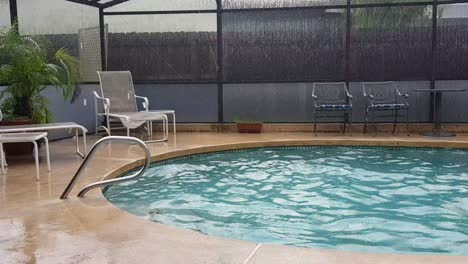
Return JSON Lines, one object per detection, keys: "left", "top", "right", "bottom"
{"left": 60, "top": 136, "right": 151, "bottom": 199}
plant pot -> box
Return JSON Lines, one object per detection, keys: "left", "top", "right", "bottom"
{"left": 0, "top": 119, "right": 35, "bottom": 155}
{"left": 237, "top": 123, "right": 263, "bottom": 133}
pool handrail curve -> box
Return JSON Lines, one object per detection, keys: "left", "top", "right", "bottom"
{"left": 60, "top": 136, "right": 151, "bottom": 199}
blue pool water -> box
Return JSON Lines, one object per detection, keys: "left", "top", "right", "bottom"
{"left": 105, "top": 147, "right": 468, "bottom": 255}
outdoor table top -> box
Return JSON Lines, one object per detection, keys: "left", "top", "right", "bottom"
{"left": 0, "top": 122, "right": 87, "bottom": 132}
{"left": 0, "top": 132, "right": 48, "bottom": 142}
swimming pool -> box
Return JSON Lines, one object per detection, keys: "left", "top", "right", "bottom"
{"left": 104, "top": 146, "right": 468, "bottom": 255}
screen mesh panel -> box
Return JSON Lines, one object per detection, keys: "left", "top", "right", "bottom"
{"left": 0, "top": 0, "right": 10, "bottom": 29}
{"left": 349, "top": 6, "right": 432, "bottom": 81}
{"left": 17, "top": 0, "right": 100, "bottom": 81}
{"left": 136, "top": 84, "right": 219, "bottom": 122}
{"left": 79, "top": 26, "right": 104, "bottom": 82}
{"left": 222, "top": 0, "right": 346, "bottom": 9}
{"left": 352, "top": 0, "right": 429, "bottom": 4}
{"left": 223, "top": 9, "right": 346, "bottom": 82}
{"left": 106, "top": 14, "right": 217, "bottom": 81}
{"left": 17, "top": 0, "right": 98, "bottom": 36}
{"left": 106, "top": 0, "right": 216, "bottom": 12}
{"left": 436, "top": 4, "right": 468, "bottom": 80}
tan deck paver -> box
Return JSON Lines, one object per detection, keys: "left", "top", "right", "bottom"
{"left": 1, "top": 132, "right": 468, "bottom": 263}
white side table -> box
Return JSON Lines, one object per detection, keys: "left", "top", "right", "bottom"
{"left": 0, "top": 122, "right": 87, "bottom": 158}
{"left": 148, "top": 110, "right": 176, "bottom": 133}
{"left": 0, "top": 132, "right": 51, "bottom": 180}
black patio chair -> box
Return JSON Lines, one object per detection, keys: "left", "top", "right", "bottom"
{"left": 362, "top": 82, "right": 409, "bottom": 134}
{"left": 312, "top": 82, "right": 353, "bottom": 134}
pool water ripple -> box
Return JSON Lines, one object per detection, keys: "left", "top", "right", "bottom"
{"left": 105, "top": 147, "right": 468, "bottom": 255}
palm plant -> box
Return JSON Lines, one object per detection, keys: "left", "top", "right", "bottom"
{"left": 0, "top": 25, "right": 79, "bottom": 123}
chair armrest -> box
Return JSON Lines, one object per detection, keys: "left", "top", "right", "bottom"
{"left": 345, "top": 88, "right": 353, "bottom": 100}
{"left": 347, "top": 94, "right": 353, "bottom": 106}
{"left": 395, "top": 87, "right": 409, "bottom": 105}
{"left": 135, "top": 95, "right": 149, "bottom": 111}
{"left": 363, "top": 93, "right": 375, "bottom": 107}
{"left": 395, "top": 86, "right": 409, "bottom": 98}
{"left": 362, "top": 88, "right": 373, "bottom": 99}
{"left": 93, "top": 91, "right": 110, "bottom": 112}
{"left": 311, "top": 94, "right": 318, "bottom": 107}
{"left": 93, "top": 91, "right": 108, "bottom": 101}
{"left": 400, "top": 93, "right": 409, "bottom": 106}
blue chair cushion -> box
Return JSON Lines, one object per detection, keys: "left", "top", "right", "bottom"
{"left": 317, "top": 104, "right": 352, "bottom": 109}
{"left": 370, "top": 103, "right": 406, "bottom": 110}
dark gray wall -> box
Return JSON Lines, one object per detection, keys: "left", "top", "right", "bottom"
{"left": 135, "top": 84, "right": 218, "bottom": 122}
{"left": 224, "top": 81, "right": 432, "bottom": 123}
{"left": 1, "top": 81, "right": 467, "bottom": 140}
{"left": 44, "top": 85, "right": 100, "bottom": 139}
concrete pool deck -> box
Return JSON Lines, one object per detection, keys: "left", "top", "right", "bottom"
{"left": 1, "top": 132, "right": 468, "bottom": 264}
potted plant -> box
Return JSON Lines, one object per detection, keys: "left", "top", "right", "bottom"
{"left": 0, "top": 25, "right": 79, "bottom": 154}
{"left": 235, "top": 120, "right": 263, "bottom": 133}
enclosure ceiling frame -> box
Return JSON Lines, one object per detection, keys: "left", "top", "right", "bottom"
{"left": 66, "top": 0, "right": 468, "bottom": 10}
{"left": 65, "top": 0, "right": 102, "bottom": 8}
{"left": 64, "top": 0, "right": 130, "bottom": 9}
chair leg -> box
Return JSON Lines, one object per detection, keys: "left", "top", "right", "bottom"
{"left": 406, "top": 108, "right": 410, "bottom": 134}
{"left": 95, "top": 114, "right": 99, "bottom": 135}
{"left": 106, "top": 116, "right": 111, "bottom": 136}
{"left": 343, "top": 111, "right": 347, "bottom": 134}
{"left": 364, "top": 108, "right": 369, "bottom": 134}
{"left": 371, "top": 109, "right": 376, "bottom": 135}
{"left": 33, "top": 141, "right": 40, "bottom": 181}
{"left": 75, "top": 129, "right": 79, "bottom": 155}
{"left": 313, "top": 109, "right": 318, "bottom": 135}
{"left": 392, "top": 109, "right": 398, "bottom": 135}
{"left": 127, "top": 127, "right": 130, "bottom": 137}
{"left": 349, "top": 110, "right": 353, "bottom": 134}
{"left": 172, "top": 113, "right": 176, "bottom": 134}
{"left": 44, "top": 137, "right": 51, "bottom": 172}
{"left": 162, "top": 115, "right": 168, "bottom": 140}
{"left": 146, "top": 121, "right": 151, "bottom": 136}
{"left": 83, "top": 129, "right": 88, "bottom": 158}
{"left": 150, "top": 120, "right": 154, "bottom": 137}
{"left": 0, "top": 143, "right": 5, "bottom": 175}
{"left": 1, "top": 145, "right": 6, "bottom": 168}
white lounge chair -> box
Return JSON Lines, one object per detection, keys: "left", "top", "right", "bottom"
{"left": 95, "top": 71, "right": 168, "bottom": 143}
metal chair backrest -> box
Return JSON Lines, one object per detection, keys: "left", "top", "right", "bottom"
{"left": 312, "top": 82, "right": 349, "bottom": 105}
{"left": 97, "top": 71, "right": 137, "bottom": 113}
{"left": 362, "top": 82, "right": 398, "bottom": 104}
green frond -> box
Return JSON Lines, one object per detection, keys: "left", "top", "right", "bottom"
{"left": 0, "top": 25, "right": 80, "bottom": 123}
